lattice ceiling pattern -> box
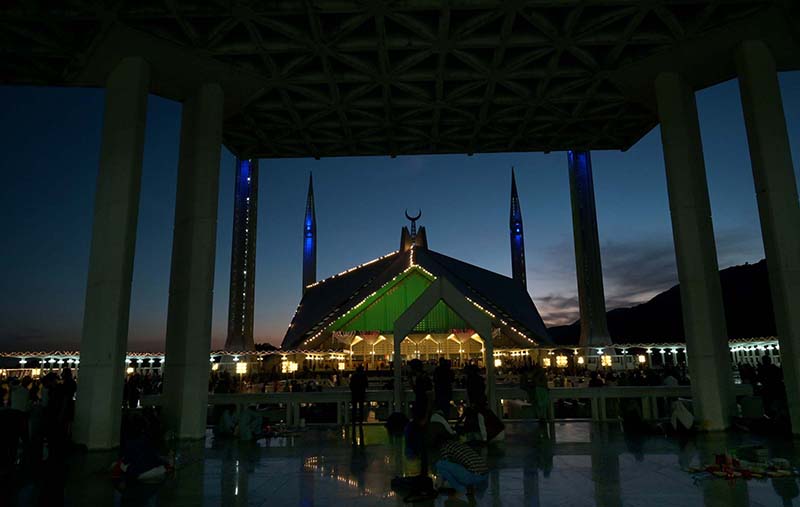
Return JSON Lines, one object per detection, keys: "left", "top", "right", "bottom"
{"left": 0, "top": 1, "right": 778, "bottom": 157}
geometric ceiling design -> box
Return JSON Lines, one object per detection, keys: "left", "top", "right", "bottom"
{"left": 1, "top": 1, "right": 796, "bottom": 158}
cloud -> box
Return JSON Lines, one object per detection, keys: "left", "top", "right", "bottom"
{"left": 532, "top": 227, "right": 764, "bottom": 326}
{"left": 600, "top": 237, "right": 678, "bottom": 308}
{"left": 534, "top": 294, "right": 579, "bottom": 327}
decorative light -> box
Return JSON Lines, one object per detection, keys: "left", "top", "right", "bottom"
{"left": 126, "top": 367, "right": 134, "bottom": 374}
{"left": 236, "top": 362, "right": 247, "bottom": 375}
{"left": 542, "top": 357, "right": 551, "bottom": 367}
{"left": 305, "top": 250, "right": 399, "bottom": 289}
{"left": 601, "top": 355, "right": 612, "bottom": 367}
{"left": 637, "top": 355, "right": 646, "bottom": 364}
{"left": 211, "top": 363, "right": 219, "bottom": 371}
{"left": 282, "top": 360, "right": 299, "bottom": 374}
{"left": 556, "top": 355, "right": 568, "bottom": 368}
{"left": 338, "top": 362, "right": 346, "bottom": 371}
{"left": 494, "top": 358, "right": 502, "bottom": 368}
{"left": 233, "top": 356, "right": 240, "bottom": 362}
{"left": 577, "top": 356, "right": 585, "bottom": 365}
{"left": 19, "top": 359, "right": 27, "bottom": 366}
{"left": 30, "top": 368, "right": 41, "bottom": 377}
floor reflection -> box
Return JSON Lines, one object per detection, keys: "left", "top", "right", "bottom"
{"left": 9, "top": 421, "right": 800, "bottom": 506}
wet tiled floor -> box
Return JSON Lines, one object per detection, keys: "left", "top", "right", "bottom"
{"left": 10, "top": 422, "right": 800, "bottom": 506}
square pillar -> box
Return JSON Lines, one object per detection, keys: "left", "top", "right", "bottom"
{"left": 163, "top": 83, "right": 225, "bottom": 439}
{"left": 483, "top": 329, "right": 497, "bottom": 414}
{"left": 655, "top": 72, "right": 734, "bottom": 430}
{"left": 74, "top": 57, "right": 150, "bottom": 450}
{"left": 393, "top": 335, "right": 403, "bottom": 413}
{"left": 736, "top": 40, "right": 800, "bottom": 434}
{"left": 567, "top": 150, "right": 612, "bottom": 347}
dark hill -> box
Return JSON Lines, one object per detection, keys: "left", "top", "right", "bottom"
{"left": 547, "top": 259, "right": 776, "bottom": 345}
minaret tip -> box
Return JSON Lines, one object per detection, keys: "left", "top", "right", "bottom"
{"left": 509, "top": 167, "right": 527, "bottom": 288}
{"left": 303, "top": 172, "right": 317, "bottom": 292}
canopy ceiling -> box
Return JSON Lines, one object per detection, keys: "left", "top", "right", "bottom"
{"left": 3, "top": 1, "right": 798, "bottom": 157}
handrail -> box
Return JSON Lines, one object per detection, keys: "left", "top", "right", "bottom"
{"left": 141, "top": 384, "right": 754, "bottom": 425}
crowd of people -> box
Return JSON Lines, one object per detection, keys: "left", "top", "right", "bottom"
{"left": 0, "top": 368, "right": 76, "bottom": 475}
{"left": 122, "top": 372, "right": 162, "bottom": 408}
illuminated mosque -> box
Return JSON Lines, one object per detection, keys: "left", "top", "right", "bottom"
{"left": 281, "top": 170, "right": 553, "bottom": 366}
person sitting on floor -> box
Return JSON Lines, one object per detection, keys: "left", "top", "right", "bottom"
{"left": 113, "top": 413, "right": 173, "bottom": 484}
{"left": 434, "top": 438, "right": 489, "bottom": 497}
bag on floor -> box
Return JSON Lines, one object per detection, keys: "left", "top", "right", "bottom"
{"left": 391, "top": 475, "right": 436, "bottom": 502}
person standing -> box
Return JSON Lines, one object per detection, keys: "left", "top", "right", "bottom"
{"left": 410, "top": 360, "right": 433, "bottom": 421}
{"left": 41, "top": 373, "right": 67, "bottom": 461}
{"left": 127, "top": 373, "right": 142, "bottom": 409}
{"left": 433, "top": 358, "right": 454, "bottom": 416}
{"left": 60, "top": 368, "right": 76, "bottom": 438}
{"left": 349, "top": 365, "right": 368, "bottom": 443}
{"left": 465, "top": 364, "right": 486, "bottom": 409}
{"left": 758, "top": 355, "right": 785, "bottom": 418}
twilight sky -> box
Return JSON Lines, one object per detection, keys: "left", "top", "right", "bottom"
{"left": 1, "top": 73, "right": 798, "bottom": 351}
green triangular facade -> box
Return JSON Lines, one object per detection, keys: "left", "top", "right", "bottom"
{"left": 330, "top": 267, "right": 468, "bottom": 334}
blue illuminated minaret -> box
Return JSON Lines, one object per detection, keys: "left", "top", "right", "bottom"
{"left": 567, "top": 150, "right": 611, "bottom": 347}
{"left": 302, "top": 173, "right": 316, "bottom": 293}
{"left": 225, "top": 158, "right": 258, "bottom": 351}
{"left": 509, "top": 168, "right": 527, "bottom": 288}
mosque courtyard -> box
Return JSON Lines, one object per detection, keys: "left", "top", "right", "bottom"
{"left": 9, "top": 421, "right": 800, "bottom": 507}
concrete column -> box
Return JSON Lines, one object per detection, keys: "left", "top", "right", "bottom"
{"left": 567, "top": 151, "right": 612, "bottom": 347}
{"left": 393, "top": 335, "right": 402, "bottom": 413}
{"left": 163, "top": 82, "right": 225, "bottom": 439}
{"left": 655, "top": 72, "right": 734, "bottom": 430}
{"left": 74, "top": 57, "right": 150, "bottom": 450}
{"left": 736, "top": 40, "right": 800, "bottom": 434}
{"left": 484, "top": 332, "right": 497, "bottom": 415}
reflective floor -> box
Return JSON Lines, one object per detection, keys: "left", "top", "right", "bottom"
{"left": 10, "top": 422, "right": 800, "bottom": 506}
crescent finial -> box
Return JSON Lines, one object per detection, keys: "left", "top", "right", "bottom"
{"left": 405, "top": 209, "right": 422, "bottom": 221}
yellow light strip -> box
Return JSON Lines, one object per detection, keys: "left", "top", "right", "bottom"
{"left": 305, "top": 250, "right": 398, "bottom": 289}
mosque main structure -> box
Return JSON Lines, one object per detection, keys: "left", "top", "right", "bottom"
{"left": 281, "top": 171, "right": 553, "bottom": 364}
